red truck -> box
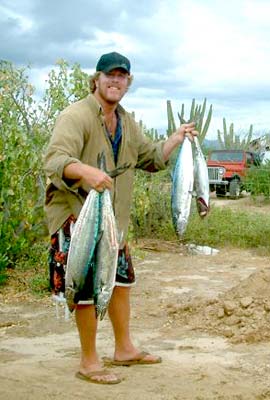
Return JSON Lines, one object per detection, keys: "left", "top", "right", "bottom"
{"left": 207, "top": 149, "right": 260, "bottom": 198}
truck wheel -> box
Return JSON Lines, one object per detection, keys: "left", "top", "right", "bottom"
{"left": 216, "top": 186, "right": 226, "bottom": 197}
{"left": 229, "top": 179, "right": 241, "bottom": 199}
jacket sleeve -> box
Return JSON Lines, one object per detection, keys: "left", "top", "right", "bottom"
{"left": 43, "top": 111, "right": 84, "bottom": 193}
{"left": 133, "top": 122, "right": 168, "bottom": 172}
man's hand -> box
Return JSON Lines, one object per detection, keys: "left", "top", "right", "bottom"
{"left": 64, "top": 163, "right": 113, "bottom": 192}
{"left": 175, "top": 121, "right": 198, "bottom": 144}
{"left": 163, "top": 122, "right": 199, "bottom": 162}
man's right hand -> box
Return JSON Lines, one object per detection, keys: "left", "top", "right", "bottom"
{"left": 64, "top": 162, "right": 113, "bottom": 192}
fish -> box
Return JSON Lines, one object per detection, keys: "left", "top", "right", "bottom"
{"left": 91, "top": 152, "right": 120, "bottom": 320}
{"left": 171, "top": 136, "right": 194, "bottom": 237}
{"left": 93, "top": 186, "right": 119, "bottom": 320}
{"left": 193, "top": 136, "right": 210, "bottom": 217}
{"left": 65, "top": 188, "right": 101, "bottom": 312}
{"left": 65, "top": 153, "right": 130, "bottom": 313}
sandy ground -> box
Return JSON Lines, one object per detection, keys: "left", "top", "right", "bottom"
{"left": 1, "top": 195, "right": 270, "bottom": 400}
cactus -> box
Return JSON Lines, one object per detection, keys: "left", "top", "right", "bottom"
{"left": 167, "top": 98, "right": 212, "bottom": 144}
{"left": 166, "top": 100, "right": 176, "bottom": 137}
{"left": 218, "top": 118, "right": 254, "bottom": 150}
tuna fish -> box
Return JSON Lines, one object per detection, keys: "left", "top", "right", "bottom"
{"left": 171, "top": 136, "right": 194, "bottom": 237}
{"left": 65, "top": 187, "right": 101, "bottom": 312}
{"left": 171, "top": 114, "right": 210, "bottom": 237}
{"left": 93, "top": 186, "right": 119, "bottom": 320}
{"left": 193, "top": 136, "right": 210, "bottom": 217}
{"left": 65, "top": 153, "right": 129, "bottom": 314}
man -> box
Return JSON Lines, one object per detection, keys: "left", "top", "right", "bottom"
{"left": 44, "top": 51, "right": 197, "bottom": 384}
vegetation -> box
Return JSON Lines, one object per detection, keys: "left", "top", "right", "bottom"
{"left": 166, "top": 98, "right": 212, "bottom": 143}
{"left": 1, "top": 60, "right": 270, "bottom": 293}
{"left": 185, "top": 203, "right": 270, "bottom": 253}
{"left": 0, "top": 60, "right": 89, "bottom": 283}
{"left": 217, "top": 118, "right": 254, "bottom": 150}
{"left": 244, "top": 163, "right": 270, "bottom": 198}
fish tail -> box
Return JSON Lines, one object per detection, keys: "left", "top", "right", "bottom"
{"left": 196, "top": 197, "right": 209, "bottom": 218}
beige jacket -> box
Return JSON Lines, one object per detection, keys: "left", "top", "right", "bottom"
{"left": 44, "top": 94, "right": 167, "bottom": 246}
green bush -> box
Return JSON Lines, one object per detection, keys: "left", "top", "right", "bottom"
{"left": 244, "top": 164, "right": 270, "bottom": 198}
{"left": 130, "top": 169, "right": 174, "bottom": 240}
{"left": 0, "top": 60, "right": 89, "bottom": 283}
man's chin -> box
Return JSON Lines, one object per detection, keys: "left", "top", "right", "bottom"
{"left": 106, "top": 96, "right": 122, "bottom": 105}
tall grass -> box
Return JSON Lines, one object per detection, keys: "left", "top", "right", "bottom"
{"left": 185, "top": 203, "right": 270, "bottom": 254}
{"left": 131, "top": 176, "right": 270, "bottom": 255}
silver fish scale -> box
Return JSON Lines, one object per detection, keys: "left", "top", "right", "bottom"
{"left": 65, "top": 190, "right": 100, "bottom": 302}
{"left": 94, "top": 189, "right": 119, "bottom": 320}
{"left": 193, "top": 137, "right": 210, "bottom": 214}
{"left": 171, "top": 137, "right": 194, "bottom": 236}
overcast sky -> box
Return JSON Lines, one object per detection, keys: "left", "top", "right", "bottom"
{"left": 1, "top": 0, "right": 270, "bottom": 139}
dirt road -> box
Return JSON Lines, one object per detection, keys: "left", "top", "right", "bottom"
{"left": 1, "top": 196, "right": 270, "bottom": 400}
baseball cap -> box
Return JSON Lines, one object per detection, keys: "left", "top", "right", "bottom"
{"left": 96, "top": 52, "right": 131, "bottom": 74}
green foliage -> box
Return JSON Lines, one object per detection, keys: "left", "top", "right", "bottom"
{"left": 135, "top": 116, "right": 165, "bottom": 142}
{"left": 0, "top": 59, "right": 89, "bottom": 283}
{"left": 130, "top": 169, "right": 175, "bottom": 240}
{"left": 244, "top": 164, "right": 270, "bottom": 198}
{"left": 184, "top": 204, "right": 270, "bottom": 254}
{"left": 0, "top": 61, "right": 48, "bottom": 277}
{"left": 218, "top": 118, "right": 254, "bottom": 150}
{"left": 42, "top": 59, "right": 89, "bottom": 124}
{"left": 130, "top": 182, "right": 270, "bottom": 255}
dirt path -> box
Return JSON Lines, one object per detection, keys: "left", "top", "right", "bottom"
{"left": 1, "top": 238, "right": 270, "bottom": 400}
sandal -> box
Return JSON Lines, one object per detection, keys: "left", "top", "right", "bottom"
{"left": 75, "top": 369, "right": 122, "bottom": 384}
{"left": 103, "top": 351, "right": 162, "bottom": 367}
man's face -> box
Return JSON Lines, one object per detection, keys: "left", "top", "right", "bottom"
{"left": 95, "top": 68, "right": 129, "bottom": 104}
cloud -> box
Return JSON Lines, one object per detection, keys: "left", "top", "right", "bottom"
{"left": 0, "top": 0, "right": 270, "bottom": 139}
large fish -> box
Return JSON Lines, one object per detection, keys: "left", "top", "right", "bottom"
{"left": 171, "top": 136, "right": 194, "bottom": 237}
{"left": 65, "top": 188, "right": 101, "bottom": 311}
{"left": 193, "top": 136, "right": 210, "bottom": 217}
{"left": 65, "top": 153, "right": 130, "bottom": 313}
{"left": 93, "top": 186, "right": 119, "bottom": 320}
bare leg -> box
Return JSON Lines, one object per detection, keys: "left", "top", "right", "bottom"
{"left": 75, "top": 305, "right": 100, "bottom": 372}
{"left": 108, "top": 286, "right": 161, "bottom": 362}
{"left": 108, "top": 286, "right": 137, "bottom": 359}
{"left": 75, "top": 305, "right": 120, "bottom": 383}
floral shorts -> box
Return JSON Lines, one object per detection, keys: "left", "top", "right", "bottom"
{"left": 48, "top": 216, "right": 136, "bottom": 299}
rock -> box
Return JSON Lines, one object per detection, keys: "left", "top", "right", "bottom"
{"left": 225, "top": 315, "right": 241, "bottom": 326}
{"left": 243, "top": 309, "right": 253, "bottom": 317}
{"left": 223, "top": 327, "right": 234, "bottom": 338}
{"left": 217, "top": 308, "right": 225, "bottom": 318}
{"left": 223, "top": 301, "right": 237, "bottom": 316}
{"left": 240, "top": 297, "right": 253, "bottom": 308}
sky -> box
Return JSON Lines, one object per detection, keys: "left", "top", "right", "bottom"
{"left": 1, "top": 0, "right": 270, "bottom": 140}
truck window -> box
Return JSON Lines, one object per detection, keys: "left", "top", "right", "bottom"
{"left": 209, "top": 151, "right": 244, "bottom": 162}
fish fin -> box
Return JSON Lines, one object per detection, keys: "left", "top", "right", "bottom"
{"left": 96, "top": 230, "right": 104, "bottom": 244}
{"left": 108, "top": 163, "right": 131, "bottom": 178}
{"left": 97, "top": 151, "right": 107, "bottom": 171}
{"left": 97, "top": 151, "right": 131, "bottom": 177}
